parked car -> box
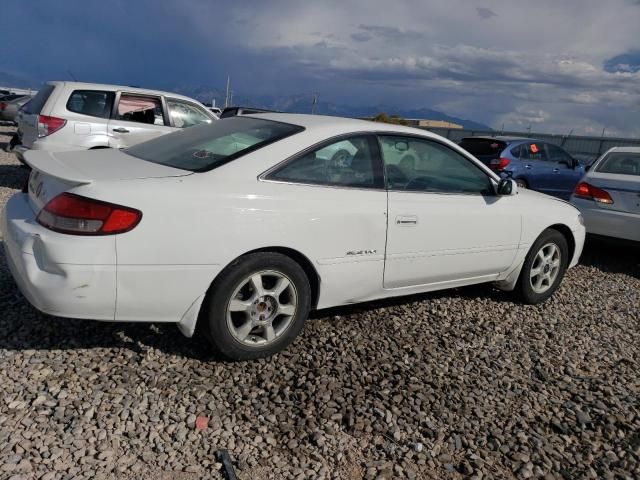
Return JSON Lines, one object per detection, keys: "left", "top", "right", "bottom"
{"left": 220, "top": 106, "right": 275, "bottom": 118}
{"left": 459, "top": 136, "right": 584, "bottom": 199}
{"left": 570, "top": 147, "right": 640, "bottom": 242}
{"left": 3, "top": 114, "right": 585, "bottom": 360}
{"left": 13, "top": 81, "right": 217, "bottom": 164}
{"left": 0, "top": 94, "right": 34, "bottom": 123}
{"left": 0, "top": 93, "right": 26, "bottom": 104}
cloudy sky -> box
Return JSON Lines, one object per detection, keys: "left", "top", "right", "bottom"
{"left": 2, "top": 0, "right": 640, "bottom": 135}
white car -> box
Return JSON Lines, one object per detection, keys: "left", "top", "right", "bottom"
{"left": 570, "top": 147, "right": 640, "bottom": 242}
{"left": 13, "top": 81, "right": 217, "bottom": 163}
{"left": 2, "top": 114, "right": 585, "bottom": 360}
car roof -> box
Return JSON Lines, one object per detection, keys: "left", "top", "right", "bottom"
{"left": 462, "top": 135, "right": 534, "bottom": 143}
{"left": 605, "top": 146, "right": 640, "bottom": 154}
{"left": 246, "top": 112, "right": 444, "bottom": 137}
{"left": 45, "top": 81, "right": 202, "bottom": 103}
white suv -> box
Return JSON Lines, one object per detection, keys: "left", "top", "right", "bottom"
{"left": 14, "top": 81, "right": 217, "bottom": 162}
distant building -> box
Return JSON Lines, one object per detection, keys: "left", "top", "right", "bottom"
{"left": 405, "top": 119, "right": 463, "bottom": 129}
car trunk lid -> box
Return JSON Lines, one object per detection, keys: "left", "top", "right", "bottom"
{"left": 24, "top": 148, "right": 191, "bottom": 213}
{"left": 585, "top": 172, "right": 640, "bottom": 214}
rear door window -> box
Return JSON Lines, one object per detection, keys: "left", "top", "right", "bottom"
{"left": 23, "top": 84, "right": 55, "bottom": 114}
{"left": 66, "top": 90, "right": 114, "bottom": 119}
{"left": 520, "top": 142, "right": 548, "bottom": 161}
{"left": 116, "top": 94, "right": 166, "bottom": 126}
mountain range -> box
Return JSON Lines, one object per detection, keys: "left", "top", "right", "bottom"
{"left": 175, "top": 87, "right": 492, "bottom": 130}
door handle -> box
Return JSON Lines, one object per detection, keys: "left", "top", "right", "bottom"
{"left": 396, "top": 215, "right": 418, "bottom": 226}
{"left": 112, "top": 127, "right": 130, "bottom": 133}
{"left": 524, "top": 164, "right": 532, "bottom": 169}
{"left": 553, "top": 168, "right": 560, "bottom": 173}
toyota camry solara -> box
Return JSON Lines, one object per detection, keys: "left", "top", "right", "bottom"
{"left": 2, "top": 114, "right": 585, "bottom": 360}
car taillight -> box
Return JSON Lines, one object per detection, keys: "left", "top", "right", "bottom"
{"left": 0, "top": 102, "right": 6, "bottom": 111}
{"left": 573, "top": 182, "right": 614, "bottom": 204}
{"left": 490, "top": 157, "right": 510, "bottom": 171}
{"left": 37, "top": 193, "right": 142, "bottom": 235}
{"left": 37, "top": 115, "right": 66, "bottom": 137}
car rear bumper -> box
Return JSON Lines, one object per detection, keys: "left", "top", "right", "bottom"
{"left": 571, "top": 197, "right": 640, "bottom": 242}
{"left": 2, "top": 193, "right": 117, "bottom": 320}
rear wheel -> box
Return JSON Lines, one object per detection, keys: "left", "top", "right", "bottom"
{"left": 201, "top": 253, "right": 311, "bottom": 360}
{"left": 516, "top": 229, "right": 569, "bottom": 304}
{"left": 515, "top": 178, "right": 528, "bottom": 188}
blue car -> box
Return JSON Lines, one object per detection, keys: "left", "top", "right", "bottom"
{"left": 460, "top": 136, "right": 584, "bottom": 199}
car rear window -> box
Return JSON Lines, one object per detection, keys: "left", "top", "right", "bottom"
{"left": 0, "top": 94, "right": 23, "bottom": 102}
{"left": 23, "top": 84, "right": 55, "bottom": 114}
{"left": 66, "top": 90, "right": 114, "bottom": 119}
{"left": 596, "top": 152, "right": 640, "bottom": 176}
{"left": 459, "top": 138, "right": 507, "bottom": 158}
{"left": 125, "top": 117, "right": 304, "bottom": 172}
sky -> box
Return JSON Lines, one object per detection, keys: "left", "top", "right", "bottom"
{"left": 1, "top": 0, "right": 640, "bottom": 136}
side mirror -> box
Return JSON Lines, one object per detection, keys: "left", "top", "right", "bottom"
{"left": 497, "top": 178, "right": 518, "bottom": 196}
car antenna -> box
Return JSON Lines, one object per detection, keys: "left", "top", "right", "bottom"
{"left": 67, "top": 70, "right": 77, "bottom": 81}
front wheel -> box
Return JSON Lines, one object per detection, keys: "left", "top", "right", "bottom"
{"left": 201, "top": 253, "right": 311, "bottom": 360}
{"left": 516, "top": 229, "right": 569, "bottom": 304}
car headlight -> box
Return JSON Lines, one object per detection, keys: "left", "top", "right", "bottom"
{"left": 578, "top": 213, "right": 584, "bottom": 226}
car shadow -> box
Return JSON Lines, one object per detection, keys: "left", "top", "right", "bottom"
{"left": 0, "top": 234, "right": 637, "bottom": 360}
{"left": 579, "top": 235, "right": 639, "bottom": 279}
{"left": 0, "top": 164, "right": 29, "bottom": 189}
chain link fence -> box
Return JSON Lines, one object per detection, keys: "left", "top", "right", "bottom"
{"left": 420, "top": 127, "right": 640, "bottom": 164}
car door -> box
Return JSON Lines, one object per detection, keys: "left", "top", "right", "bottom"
{"left": 380, "top": 135, "right": 522, "bottom": 289}
{"left": 108, "top": 92, "right": 173, "bottom": 149}
{"left": 545, "top": 143, "right": 583, "bottom": 199}
{"left": 264, "top": 134, "right": 388, "bottom": 304}
{"left": 519, "top": 141, "right": 553, "bottom": 193}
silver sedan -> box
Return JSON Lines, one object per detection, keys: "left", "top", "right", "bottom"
{"left": 570, "top": 147, "right": 640, "bottom": 242}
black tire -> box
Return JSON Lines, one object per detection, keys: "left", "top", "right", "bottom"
{"left": 516, "top": 229, "right": 569, "bottom": 304}
{"left": 515, "top": 178, "right": 528, "bottom": 188}
{"left": 201, "top": 252, "right": 311, "bottom": 360}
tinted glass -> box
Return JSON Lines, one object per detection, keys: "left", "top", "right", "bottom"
{"left": 24, "top": 85, "right": 54, "bottom": 114}
{"left": 0, "top": 94, "right": 23, "bottom": 102}
{"left": 117, "top": 94, "right": 165, "bottom": 125}
{"left": 268, "top": 136, "right": 383, "bottom": 189}
{"left": 126, "top": 117, "right": 303, "bottom": 172}
{"left": 167, "top": 99, "right": 212, "bottom": 128}
{"left": 66, "top": 90, "right": 114, "bottom": 119}
{"left": 380, "top": 135, "right": 493, "bottom": 194}
{"left": 596, "top": 152, "right": 640, "bottom": 176}
{"left": 459, "top": 138, "right": 507, "bottom": 158}
{"left": 546, "top": 144, "right": 572, "bottom": 163}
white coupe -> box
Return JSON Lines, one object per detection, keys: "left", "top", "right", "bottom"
{"left": 3, "top": 114, "right": 585, "bottom": 359}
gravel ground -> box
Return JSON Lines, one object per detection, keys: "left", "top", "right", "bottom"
{"left": 0, "top": 125, "right": 638, "bottom": 480}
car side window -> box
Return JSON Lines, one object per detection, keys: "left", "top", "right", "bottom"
{"left": 116, "top": 94, "right": 166, "bottom": 126}
{"left": 379, "top": 135, "right": 494, "bottom": 194}
{"left": 267, "top": 135, "right": 384, "bottom": 189}
{"left": 510, "top": 144, "right": 521, "bottom": 158}
{"left": 546, "top": 144, "right": 572, "bottom": 163}
{"left": 520, "top": 142, "right": 548, "bottom": 161}
{"left": 166, "top": 99, "right": 212, "bottom": 128}
{"left": 66, "top": 90, "right": 115, "bottom": 119}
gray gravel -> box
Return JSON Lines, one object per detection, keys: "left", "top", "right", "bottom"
{"left": 0, "top": 126, "right": 639, "bottom": 479}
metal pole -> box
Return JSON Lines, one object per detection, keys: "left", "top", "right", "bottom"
{"left": 224, "top": 76, "right": 230, "bottom": 108}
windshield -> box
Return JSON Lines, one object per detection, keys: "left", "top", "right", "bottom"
{"left": 596, "top": 152, "right": 640, "bottom": 176}
{"left": 125, "top": 117, "right": 304, "bottom": 172}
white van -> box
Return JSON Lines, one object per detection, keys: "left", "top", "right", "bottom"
{"left": 14, "top": 81, "right": 217, "bottom": 162}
